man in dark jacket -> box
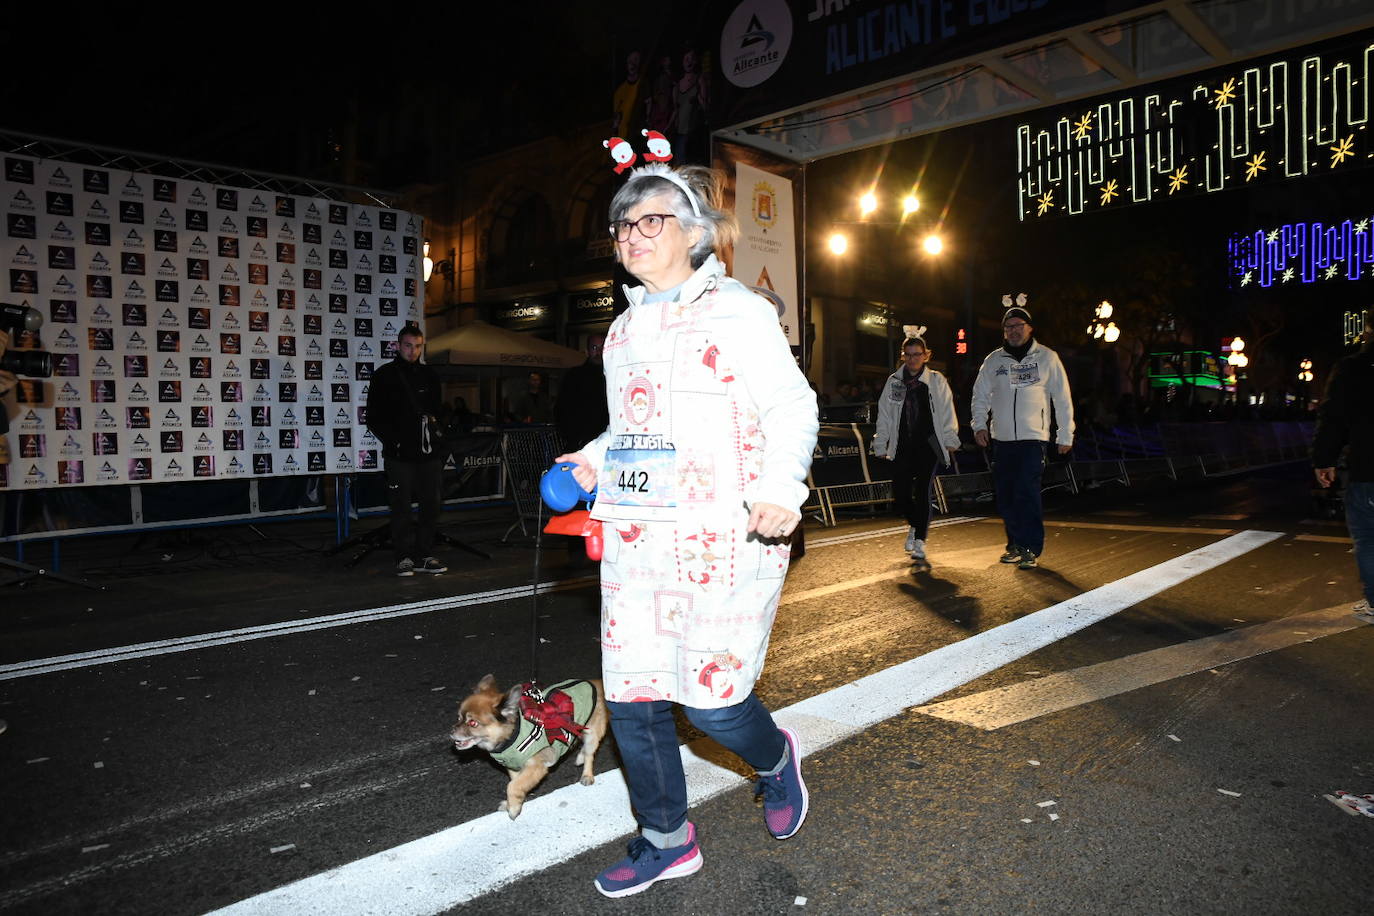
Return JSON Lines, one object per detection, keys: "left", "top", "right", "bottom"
{"left": 555, "top": 334, "right": 609, "bottom": 451}
{"left": 1313, "top": 311, "right": 1374, "bottom": 622}
{"left": 366, "top": 325, "right": 447, "bottom": 577}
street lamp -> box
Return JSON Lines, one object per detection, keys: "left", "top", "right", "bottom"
{"left": 901, "top": 194, "right": 920, "bottom": 217}
{"left": 921, "top": 234, "right": 943, "bottom": 256}
{"left": 1227, "top": 336, "right": 1248, "bottom": 369}
{"left": 1298, "top": 358, "right": 1313, "bottom": 383}
{"left": 828, "top": 232, "right": 849, "bottom": 255}
{"left": 1087, "top": 300, "right": 1118, "bottom": 343}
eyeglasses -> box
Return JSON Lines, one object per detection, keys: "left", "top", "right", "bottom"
{"left": 1003, "top": 321, "right": 1028, "bottom": 331}
{"left": 609, "top": 213, "right": 676, "bottom": 242}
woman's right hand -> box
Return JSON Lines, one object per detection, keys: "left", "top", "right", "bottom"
{"left": 554, "top": 452, "right": 597, "bottom": 492}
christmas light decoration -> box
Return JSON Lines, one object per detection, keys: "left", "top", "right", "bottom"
{"left": 1017, "top": 41, "right": 1374, "bottom": 221}
{"left": 1229, "top": 213, "right": 1374, "bottom": 288}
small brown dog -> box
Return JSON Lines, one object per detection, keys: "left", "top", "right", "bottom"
{"left": 450, "top": 674, "right": 609, "bottom": 819}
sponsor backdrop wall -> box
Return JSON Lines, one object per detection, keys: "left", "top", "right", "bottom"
{"left": 1, "top": 154, "right": 424, "bottom": 491}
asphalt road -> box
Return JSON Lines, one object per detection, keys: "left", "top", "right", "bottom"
{"left": 1, "top": 466, "right": 1371, "bottom": 915}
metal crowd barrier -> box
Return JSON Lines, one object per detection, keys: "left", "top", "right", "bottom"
{"left": 804, "top": 420, "right": 1315, "bottom": 527}
{"left": 499, "top": 426, "right": 566, "bottom": 540}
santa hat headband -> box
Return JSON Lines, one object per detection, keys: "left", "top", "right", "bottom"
{"left": 602, "top": 131, "right": 701, "bottom": 217}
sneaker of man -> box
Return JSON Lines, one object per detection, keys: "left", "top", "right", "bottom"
{"left": 416, "top": 557, "right": 447, "bottom": 574}
{"left": 395, "top": 558, "right": 416, "bottom": 577}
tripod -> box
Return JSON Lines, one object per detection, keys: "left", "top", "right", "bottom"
{"left": 0, "top": 555, "right": 104, "bottom": 590}
{"left": 329, "top": 518, "right": 490, "bottom": 568}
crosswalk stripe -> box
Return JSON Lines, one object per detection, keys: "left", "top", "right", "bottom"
{"left": 0, "top": 520, "right": 982, "bottom": 682}
{"left": 207, "top": 529, "right": 1281, "bottom": 915}
{"left": 914, "top": 603, "right": 1365, "bottom": 730}
{"left": 0, "top": 579, "right": 595, "bottom": 681}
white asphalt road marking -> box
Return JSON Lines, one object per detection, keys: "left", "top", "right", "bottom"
{"left": 1042, "top": 520, "right": 1238, "bottom": 536}
{"left": 1, "top": 520, "right": 982, "bottom": 683}
{"left": 806, "top": 516, "right": 978, "bottom": 548}
{"left": 914, "top": 603, "right": 1363, "bottom": 730}
{"left": 0, "top": 579, "right": 594, "bottom": 682}
{"left": 207, "top": 530, "right": 1280, "bottom": 916}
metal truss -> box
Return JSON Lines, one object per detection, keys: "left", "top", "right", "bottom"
{"left": 0, "top": 129, "right": 402, "bottom": 209}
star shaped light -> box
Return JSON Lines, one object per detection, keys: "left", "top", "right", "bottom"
{"left": 1168, "top": 165, "right": 1189, "bottom": 194}
{"left": 1356, "top": 219, "right": 1369, "bottom": 234}
{"left": 1073, "top": 112, "right": 1094, "bottom": 140}
{"left": 1245, "top": 152, "right": 1267, "bottom": 181}
{"left": 1281, "top": 267, "right": 1295, "bottom": 282}
{"left": 1330, "top": 134, "right": 1355, "bottom": 167}
{"left": 1036, "top": 189, "right": 1055, "bottom": 216}
{"left": 1213, "top": 77, "right": 1238, "bottom": 107}
{"left": 1266, "top": 228, "right": 1280, "bottom": 244}
{"left": 1240, "top": 271, "right": 1253, "bottom": 286}
{"left": 1324, "top": 265, "right": 1340, "bottom": 279}
{"left": 1099, "top": 179, "right": 1118, "bottom": 205}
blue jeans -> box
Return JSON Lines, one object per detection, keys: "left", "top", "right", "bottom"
{"left": 1346, "top": 480, "right": 1374, "bottom": 605}
{"left": 607, "top": 693, "right": 786, "bottom": 838}
{"left": 992, "top": 439, "right": 1047, "bottom": 555}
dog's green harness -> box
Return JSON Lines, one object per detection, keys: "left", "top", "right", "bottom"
{"left": 490, "top": 679, "right": 599, "bottom": 771}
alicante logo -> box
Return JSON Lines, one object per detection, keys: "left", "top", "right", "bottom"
{"left": 721, "top": 0, "right": 792, "bottom": 88}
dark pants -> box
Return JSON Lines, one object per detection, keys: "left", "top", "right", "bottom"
{"left": 1346, "top": 480, "right": 1374, "bottom": 605}
{"left": 385, "top": 456, "right": 443, "bottom": 562}
{"left": 607, "top": 693, "right": 786, "bottom": 838}
{"left": 992, "top": 439, "right": 1047, "bottom": 555}
{"left": 892, "top": 442, "right": 941, "bottom": 538}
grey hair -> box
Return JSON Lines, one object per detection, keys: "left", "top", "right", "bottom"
{"left": 610, "top": 163, "right": 737, "bottom": 268}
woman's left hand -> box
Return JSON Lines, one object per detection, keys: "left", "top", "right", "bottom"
{"left": 747, "top": 502, "right": 800, "bottom": 540}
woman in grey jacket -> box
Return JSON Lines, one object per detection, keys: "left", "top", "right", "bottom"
{"left": 872, "top": 334, "right": 960, "bottom": 565}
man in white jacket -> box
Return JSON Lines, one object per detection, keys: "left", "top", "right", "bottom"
{"left": 971, "top": 305, "right": 1074, "bottom": 568}
{"left": 872, "top": 335, "right": 960, "bottom": 565}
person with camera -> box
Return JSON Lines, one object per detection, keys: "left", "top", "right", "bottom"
{"left": 365, "top": 324, "right": 448, "bottom": 577}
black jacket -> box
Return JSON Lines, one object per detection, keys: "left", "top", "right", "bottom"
{"left": 1312, "top": 343, "right": 1374, "bottom": 482}
{"left": 366, "top": 357, "right": 443, "bottom": 461}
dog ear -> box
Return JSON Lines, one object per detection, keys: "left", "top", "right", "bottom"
{"left": 499, "top": 683, "right": 524, "bottom": 723}
{"left": 476, "top": 673, "right": 497, "bottom": 692}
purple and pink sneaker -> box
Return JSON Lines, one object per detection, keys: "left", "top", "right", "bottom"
{"left": 755, "top": 726, "right": 809, "bottom": 839}
{"left": 594, "top": 822, "right": 703, "bottom": 898}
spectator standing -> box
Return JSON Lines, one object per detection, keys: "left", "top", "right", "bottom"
{"left": 506, "top": 371, "right": 553, "bottom": 423}
{"left": 1313, "top": 311, "right": 1374, "bottom": 622}
{"left": 554, "top": 335, "right": 609, "bottom": 450}
{"left": 365, "top": 325, "right": 448, "bottom": 577}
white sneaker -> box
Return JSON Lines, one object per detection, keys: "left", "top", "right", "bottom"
{"left": 1354, "top": 600, "right": 1373, "bottom": 624}
{"left": 910, "top": 538, "right": 927, "bottom": 562}
{"left": 904, "top": 527, "right": 917, "bottom": 553}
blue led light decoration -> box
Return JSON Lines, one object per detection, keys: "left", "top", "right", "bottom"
{"left": 1017, "top": 40, "right": 1374, "bottom": 221}
{"left": 1229, "top": 215, "right": 1374, "bottom": 288}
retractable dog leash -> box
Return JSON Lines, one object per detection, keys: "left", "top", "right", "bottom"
{"left": 532, "top": 463, "right": 601, "bottom": 680}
